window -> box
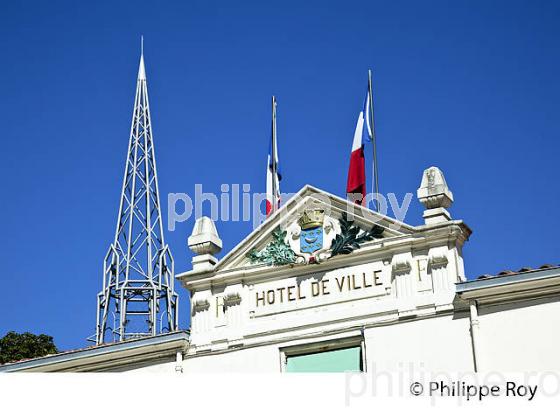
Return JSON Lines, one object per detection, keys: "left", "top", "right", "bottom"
{"left": 285, "top": 345, "right": 363, "bottom": 373}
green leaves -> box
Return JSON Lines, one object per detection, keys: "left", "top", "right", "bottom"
{"left": 246, "top": 214, "right": 384, "bottom": 266}
{"left": 0, "top": 331, "right": 58, "bottom": 364}
{"left": 247, "top": 228, "right": 296, "bottom": 266}
{"left": 330, "top": 213, "right": 384, "bottom": 257}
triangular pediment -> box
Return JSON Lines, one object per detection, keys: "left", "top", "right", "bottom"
{"left": 214, "top": 185, "right": 416, "bottom": 272}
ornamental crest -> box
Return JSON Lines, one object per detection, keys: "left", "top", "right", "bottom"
{"left": 288, "top": 209, "right": 339, "bottom": 264}
{"left": 247, "top": 209, "right": 385, "bottom": 266}
{"left": 298, "top": 210, "right": 324, "bottom": 254}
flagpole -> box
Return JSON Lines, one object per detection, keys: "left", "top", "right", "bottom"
{"left": 271, "top": 96, "right": 278, "bottom": 213}
{"left": 368, "top": 69, "right": 379, "bottom": 212}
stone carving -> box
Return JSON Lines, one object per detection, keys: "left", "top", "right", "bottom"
{"left": 246, "top": 229, "right": 296, "bottom": 266}
{"left": 391, "top": 253, "right": 412, "bottom": 273}
{"left": 247, "top": 211, "right": 384, "bottom": 266}
{"left": 429, "top": 249, "right": 449, "bottom": 267}
{"left": 188, "top": 216, "right": 222, "bottom": 272}
{"left": 417, "top": 166, "right": 453, "bottom": 210}
{"left": 223, "top": 292, "right": 242, "bottom": 306}
{"left": 192, "top": 299, "right": 210, "bottom": 313}
{"left": 417, "top": 166, "right": 454, "bottom": 224}
{"left": 288, "top": 209, "right": 339, "bottom": 264}
{"left": 330, "top": 213, "right": 385, "bottom": 257}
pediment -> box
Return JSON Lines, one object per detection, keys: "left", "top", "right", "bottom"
{"left": 214, "top": 185, "right": 415, "bottom": 272}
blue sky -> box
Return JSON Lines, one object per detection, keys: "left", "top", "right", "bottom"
{"left": 0, "top": 0, "right": 559, "bottom": 351}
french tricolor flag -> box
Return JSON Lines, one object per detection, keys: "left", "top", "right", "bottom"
{"left": 266, "top": 137, "right": 281, "bottom": 216}
{"left": 346, "top": 90, "right": 372, "bottom": 205}
{"left": 266, "top": 97, "right": 281, "bottom": 216}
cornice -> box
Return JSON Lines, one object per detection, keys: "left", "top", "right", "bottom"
{"left": 178, "top": 221, "right": 469, "bottom": 290}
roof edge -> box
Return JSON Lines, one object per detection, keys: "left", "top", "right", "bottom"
{"left": 0, "top": 331, "right": 189, "bottom": 372}
{"left": 456, "top": 266, "right": 560, "bottom": 296}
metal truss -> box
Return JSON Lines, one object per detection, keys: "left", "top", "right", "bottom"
{"left": 95, "top": 49, "right": 178, "bottom": 345}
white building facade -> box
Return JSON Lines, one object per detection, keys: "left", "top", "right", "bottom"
{"left": 2, "top": 167, "right": 559, "bottom": 373}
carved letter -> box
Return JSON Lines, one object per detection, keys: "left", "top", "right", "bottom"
{"left": 374, "top": 270, "right": 382, "bottom": 286}
{"left": 287, "top": 286, "right": 296, "bottom": 302}
{"left": 276, "top": 287, "right": 285, "bottom": 303}
{"left": 351, "top": 274, "right": 361, "bottom": 290}
{"left": 336, "top": 277, "right": 346, "bottom": 292}
{"left": 256, "top": 291, "right": 266, "bottom": 307}
{"left": 266, "top": 290, "right": 275, "bottom": 305}
{"left": 321, "top": 279, "right": 330, "bottom": 295}
{"left": 363, "top": 272, "right": 372, "bottom": 288}
{"left": 297, "top": 285, "right": 306, "bottom": 300}
{"left": 311, "top": 282, "right": 320, "bottom": 297}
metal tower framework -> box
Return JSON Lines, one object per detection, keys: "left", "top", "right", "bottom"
{"left": 95, "top": 48, "right": 178, "bottom": 345}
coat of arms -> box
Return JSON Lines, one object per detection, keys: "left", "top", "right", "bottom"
{"left": 247, "top": 208, "right": 385, "bottom": 266}
{"left": 287, "top": 209, "right": 338, "bottom": 264}
{"left": 298, "top": 210, "right": 324, "bottom": 254}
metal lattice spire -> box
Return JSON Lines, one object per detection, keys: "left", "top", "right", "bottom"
{"left": 95, "top": 43, "right": 179, "bottom": 344}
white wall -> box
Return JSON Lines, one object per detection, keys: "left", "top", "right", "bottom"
{"left": 180, "top": 314, "right": 475, "bottom": 373}
{"left": 123, "top": 358, "right": 178, "bottom": 373}
{"left": 364, "top": 314, "right": 474, "bottom": 372}
{"left": 184, "top": 345, "right": 281, "bottom": 373}
{"left": 477, "top": 297, "right": 560, "bottom": 371}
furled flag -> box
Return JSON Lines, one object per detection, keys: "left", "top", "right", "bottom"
{"left": 266, "top": 137, "right": 281, "bottom": 215}
{"left": 266, "top": 97, "right": 281, "bottom": 216}
{"left": 346, "top": 91, "right": 372, "bottom": 205}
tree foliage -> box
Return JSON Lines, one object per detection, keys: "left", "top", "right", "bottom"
{"left": 0, "top": 331, "right": 58, "bottom": 364}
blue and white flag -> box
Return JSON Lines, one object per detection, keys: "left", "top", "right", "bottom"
{"left": 362, "top": 88, "right": 373, "bottom": 144}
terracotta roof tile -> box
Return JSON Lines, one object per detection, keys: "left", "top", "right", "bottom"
{"left": 498, "top": 270, "right": 516, "bottom": 276}
{"left": 474, "top": 264, "right": 558, "bottom": 281}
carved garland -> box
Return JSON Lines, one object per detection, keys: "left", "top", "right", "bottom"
{"left": 246, "top": 213, "right": 384, "bottom": 265}
{"left": 330, "top": 212, "right": 384, "bottom": 257}
{"left": 247, "top": 229, "right": 296, "bottom": 266}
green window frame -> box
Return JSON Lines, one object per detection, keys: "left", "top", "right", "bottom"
{"left": 284, "top": 344, "right": 363, "bottom": 373}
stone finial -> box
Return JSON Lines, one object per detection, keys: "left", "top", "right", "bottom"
{"left": 417, "top": 166, "right": 454, "bottom": 224}
{"left": 188, "top": 217, "right": 222, "bottom": 272}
